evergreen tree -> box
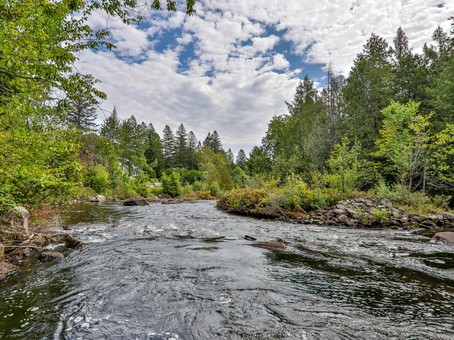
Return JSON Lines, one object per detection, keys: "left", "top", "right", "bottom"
{"left": 144, "top": 123, "right": 163, "bottom": 176}
{"left": 174, "top": 124, "right": 188, "bottom": 168}
{"left": 226, "top": 148, "right": 234, "bottom": 164}
{"left": 343, "top": 33, "right": 395, "bottom": 150}
{"left": 247, "top": 146, "right": 272, "bottom": 175}
{"left": 100, "top": 107, "right": 121, "bottom": 144}
{"left": 392, "top": 27, "right": 430, "bottom": 106}
{"left": 187, "top": 131, "right": 198, "bottom": 169}
{"left": 321, "top": 64, "right": 346, "bottom": 150}
{"left": 162, "top": 125, "right": 175, "bottom": 169}
{"left": 203, "top": 132, "right": 212, "bottom": 149}
{"left": 236, "top": 149, "right": 247, "bottom": 168}
{"left": 210, "top": 130, "right": 223, "bottom": 153}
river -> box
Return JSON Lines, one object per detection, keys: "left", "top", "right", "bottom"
{"left": 0, "top": 200, "right": 453, "bottom": 339}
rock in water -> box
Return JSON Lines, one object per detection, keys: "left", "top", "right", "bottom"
{"left": 432, "top": 231, "right": 454, "bottom": 245}
{"left": 244, "top": 235, "right": 257, "bottom": 241}
{"left": 39, "top": 251, "right": 64, "bottom": 261}
{"left": 0, "top": 262, "right": 18, "bottom": 280}
{"left": 252, "top": 242, "right": 287, "bottom": 250}
{"left": 123, "top": 197, "right": 149, "bottom": 206}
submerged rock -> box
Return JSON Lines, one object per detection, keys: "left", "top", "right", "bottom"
{"left": 124, "top": 197, "right": 149, "bottom": 206}
{"left": 432, "top": 231, "right": 454, "bottom": 245}
{"left": 252, "top": 242, "right": 287, "bottom": 250}
{"left": 39, "top": 251, "right": 64, "bottom": 261}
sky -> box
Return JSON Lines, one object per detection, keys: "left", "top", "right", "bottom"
{"left": 76, "top": 0, "right": 453, "bottom": 156}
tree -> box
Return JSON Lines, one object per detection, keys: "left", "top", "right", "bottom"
{"left": 343, "top": 33, "right": 395, "bottom": 150}
{"left": 324, "top": 138, "right": 362, "bottom": 192}
{"left": 203, "top": 130, "right": 223, "bottom": 153}
{"left": 375, "top": 101, "right": 431, "bottom": 191}
{"left": 392, "top": 27, "right": 430, "bottom": 106}
{"left": 101, "top": 107, "right": 122, "bottom": 144}
{"left": 174, "top": 124, "right": 188, "bottom": 168}
{"left": 187, "top": 131, "right": 198, "bottom": 169}
{"left": 226, "top": 148, "right": 234, "bottom": 164}
{"left": 162, "top": 125, "right": 175, "bottom": 169}
{"left": 144, "top": 123, "right": 163, "bottom": 176}
{"left": 247, "top": 146, "right": 272, "bottom": 175}
{"left": 236, "top": 149, "right": 248, "bottom": 168}
{"left": 263, "top": 76, "right": 330, "bottom": 177}
{"left": 321, "top": 64, "right": 346, "bottom": 150}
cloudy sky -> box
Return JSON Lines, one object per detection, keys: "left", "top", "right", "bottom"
{"left": 76, "top": 0, "right": 453, "bottom": 155}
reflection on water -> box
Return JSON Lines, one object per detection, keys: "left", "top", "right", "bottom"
{"left": 1, "top": 201, "right": 453, "bottom": 339}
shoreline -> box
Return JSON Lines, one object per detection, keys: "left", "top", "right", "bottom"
{"left": 217, "top": 195, "right": 454, "bottom": 231}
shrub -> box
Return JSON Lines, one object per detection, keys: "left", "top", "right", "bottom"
{"left": 85, "top": 165, "right": 110, "bottom": 194}
{"left": 161, "top": 172, "right": 181, "bottom": 197}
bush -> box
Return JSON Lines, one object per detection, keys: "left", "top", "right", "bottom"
{"left": 161, "top": 172, "right": 181, "bottom": 197}
{"left": 209, "top": 182, "right": 221, "bottom": 197}
{"left": 85, "top": 165, "right": 110, "bottom": 194}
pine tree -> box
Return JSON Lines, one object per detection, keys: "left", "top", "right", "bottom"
{"left": 174, "top": 124, "right": 188, "bottom": 168}
{"left": 236, "top": 149, "right": 247, "bottom": 168}
{"left": 343, "top": 33, "right": 395, "bottom": 150}
{"left": 203, "top": 132, "right": 212, "bottom": 149}
{"left": 210, "top": 131, "right": 223, "bottom": 153}
{"left": 100, "top": 107, "right": 121, "bottom": 144}
{"left": 144, "top": 123, "right": 163, "bottom": 175}
{"left": 187, "top": 131, "right": 198, "bottom": 169}
{"left": 162, "top": 125, "right": 175, "bottom": 169}
{"left": 226, "top": 148, "right": 234, "bottom": 164}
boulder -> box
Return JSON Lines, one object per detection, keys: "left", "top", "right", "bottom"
{"left": 252, "top": 242, "right": 287, "bottom": 250}
{"left": 0, "top": 262, "right": 18, "bottom": 280}
{"left": 432, "top": 231, "right": 454, "bottom": 245}
{"left": 39, "top": 251, "right": 64, "bottom": 261}
{"left": 123, "top": 197, "right": 149, "bottom": 206}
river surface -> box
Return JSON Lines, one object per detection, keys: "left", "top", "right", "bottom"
{"left": 0, "top": 200, "right": 453, "bottom": 339}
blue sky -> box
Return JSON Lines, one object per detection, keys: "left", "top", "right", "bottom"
{"left": 77, "top": 0, "right": 452, "bottom": 156}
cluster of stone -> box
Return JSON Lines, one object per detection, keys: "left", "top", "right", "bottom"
{"left": 293, "top": 197, "right": 454, "bottom": 229}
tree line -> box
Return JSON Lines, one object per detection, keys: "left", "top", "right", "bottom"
{"left": 0, "top": 0, "right": 452, "bottom": 208}
{"left": 251, "top": 21, "right": 454, "bottom": 205}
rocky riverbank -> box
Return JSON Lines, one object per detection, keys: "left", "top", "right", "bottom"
{"left": 0, "top": 206, "right": 84, "bottom": 280}
{"left": 218, "top": 195, "right": 454, "bottom": 231}
{"left": 291, "top": 197, "right": 454, "bottom": 229}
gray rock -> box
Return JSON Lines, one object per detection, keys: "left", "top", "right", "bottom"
{"left": 421, "top": 220, "right": 436, "bottom": 228}
{"left": 338, "top": 214, "right": 352, "bottom": 225}
{"left": 380, "top": 198, "right": 393, "bottom": 208}
{"left": 431, "top": 231, "right": 454, "bottom": 244}
{"left": 332, "top": 208, "right": 346, "bottom": 215}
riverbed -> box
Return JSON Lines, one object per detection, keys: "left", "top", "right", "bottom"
{"left": 0, "top": 201, "right": 453, "bottom": 339}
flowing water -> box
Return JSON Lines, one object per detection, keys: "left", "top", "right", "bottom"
{"left": 0, "top": 201, "right": 453, "bottom": 339}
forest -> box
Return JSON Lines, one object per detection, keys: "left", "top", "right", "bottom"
{"left": 0, "top": 1, "right": 453, "bottom": 218}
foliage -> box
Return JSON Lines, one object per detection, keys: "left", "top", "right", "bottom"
{"left": 323, "top": 137, "right": 362, "bottom": 192}
{"left": 161, "top": 172, "right": 181, "bottom": 197}
{"left": 85, "top": 165, "right": 110, "bottom": 194}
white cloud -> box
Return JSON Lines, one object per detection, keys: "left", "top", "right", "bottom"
{"left": 77, "top": 0, "right": 454, "bottom": 153}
